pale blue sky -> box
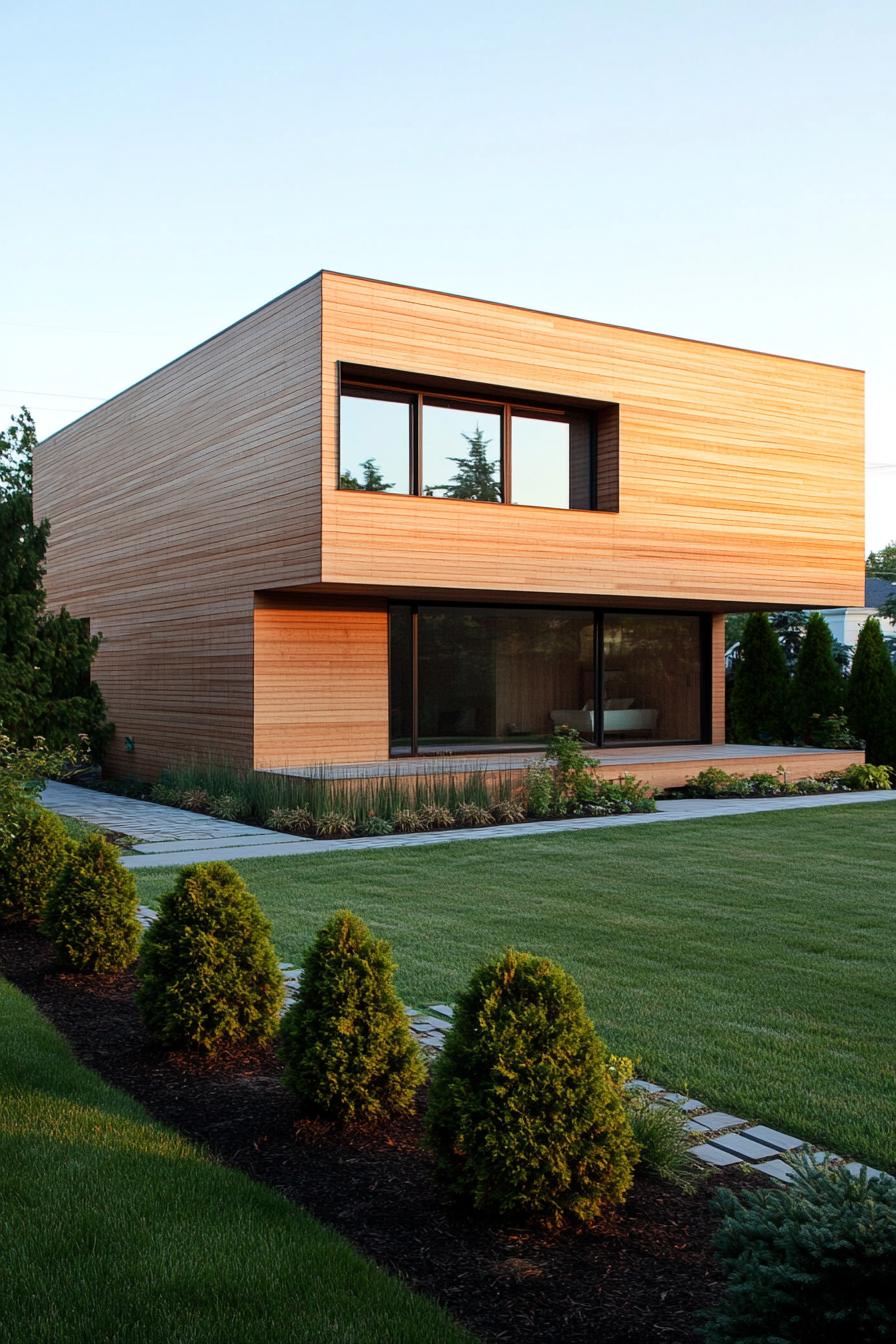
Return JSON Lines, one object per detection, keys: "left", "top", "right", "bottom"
{"left": 4, "top": 0, "right": 894, "bottom": 549}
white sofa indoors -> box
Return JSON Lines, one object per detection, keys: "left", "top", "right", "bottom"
{"left": 549, "top": 704, "right": 659, "bottom": 736}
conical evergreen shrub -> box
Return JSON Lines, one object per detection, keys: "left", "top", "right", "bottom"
{"left": 425, "top": 949, "right": 637, "bottom": 1225}
{"left": 280, "top": 910, "right": 424, "bottom": 1123}
{"left": 42, "top": 832, "right": 140, "bottom": 972}
{"left": 137, "top": 861, "right": 283, "bottom": 1052}
{"left": 846, "top": 618, "right": 896, "bottom": 765}
{"left": 789, "top": 612, "right": 845, "bottom": 742}
{"left": 729, "top": 612, "right": 791, "bottom": 742}
{"left": 0, "top": 805, "right": 69, "bottom": 922}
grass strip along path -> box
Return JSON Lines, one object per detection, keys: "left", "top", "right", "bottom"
{"left": 137, "top": 802, "right": 896, "bottom": 1172}
{"left": 0, "top": 978, "right": 470, "bottom": 1344}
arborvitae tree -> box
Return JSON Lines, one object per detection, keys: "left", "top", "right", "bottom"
{"left": 42, "top": 832, "right": 140, "bottom": 972}
{"left": 729, "top": 612, "right": 791, "bottom": 743}
{"left": 789, "top": 612, "right": 845, "bottom": 742}
{"left": 280, "top": 909, "right": 424, "bottom": 1123}
{"left": 431, "top": 426, "right": 501, "bottom": 501}
{"left": 846, "top": 618, "right": 896, "bottom": 765}
{"left": 137, "top": 861, "right": 283, "bottom": 1051}
{"left": 338, "top": 457, "right": 394, "bottom": 492}
{"left": 425, "top": 949, "right": 637, "bottom": 1225}
{"left": 0, "top": 409, "right": 111, "bottom": 757}
{"left": 0, "top": 805, "right": 70, "bottom": 922}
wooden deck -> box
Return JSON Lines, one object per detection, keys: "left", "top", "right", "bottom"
{"left": 262, "top": 743, "right": 865, "bottom": 790}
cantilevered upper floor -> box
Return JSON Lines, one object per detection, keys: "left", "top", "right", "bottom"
{"left": 35, "top": 269, "right": 865, "bottom": 616}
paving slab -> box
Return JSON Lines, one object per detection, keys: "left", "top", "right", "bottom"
{"left": 741, "top": 1125, "right": 804, "bottom": 1152}
{"left": 690, "top": 1144, "right": 743, "bottom": 1167}
{"left": 709, "top": 1132, "right": 781, "bottom": 1161}
{"left": 842, "top": 1162, "right": 888, "bottom": 1181}
{"left": 750, "top": 1158, "right": 797, "bottom": 1183}
{"left": 693, "top": 1111, "right": 747, "bottom": 1132}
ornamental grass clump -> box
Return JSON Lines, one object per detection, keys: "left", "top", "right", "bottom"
{"left": 705, "top": 1156, "right": 896, "bottom": 1343}
{"left": 425, "top": 949, "right": 637, "bottom": 1225}
{"left": 280, "top": 909, "right": 425, "bottom": 1124}
{"left": 137, "top": 861, "right": 283, "bottom": 1052}
{"left": 0, "top": 805, "right": 70, "bottom": 923}
{"left": 42, "top": 832, "right": 140, "bottom": 973}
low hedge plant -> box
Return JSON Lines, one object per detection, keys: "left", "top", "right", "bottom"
{"left": 137, "top": 861, "right": 283, "bottom": 1052}
{"left": 425, "top": 949, "right": 637, "bottom": 1225}
{"left": 42, "top": 832, "right": 140, "bottom": 972}
{"left": 0, "top": 805, "right": 70, "bottom": 923}
{"left": 280, "top": 909, "right": 424, "bottom": 1124}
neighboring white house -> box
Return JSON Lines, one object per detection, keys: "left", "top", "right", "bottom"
{"left": 809, "top": 578, "right": 896, "bottom": 651}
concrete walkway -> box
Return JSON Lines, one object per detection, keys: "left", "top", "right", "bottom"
{"left": 40, "top": 781, "right": 896, "bottom": 871}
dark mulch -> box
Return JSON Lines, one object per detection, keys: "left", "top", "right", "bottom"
{"left": 0, "top": 924, "right": 755, "bottom": 1344}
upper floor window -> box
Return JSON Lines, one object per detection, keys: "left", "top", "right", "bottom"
{"left": 338, "top": 368, "right": 619, "bottom": 511}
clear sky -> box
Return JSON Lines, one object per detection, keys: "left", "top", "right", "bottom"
{"left": 4, "top": 0, "right": 894, "bottom": 551}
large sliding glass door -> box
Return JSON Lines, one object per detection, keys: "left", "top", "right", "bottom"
{"left": 389, "top": 602, "right": 706, "bottom": 756}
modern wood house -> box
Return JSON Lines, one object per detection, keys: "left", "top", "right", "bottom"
{"left": 34, "top": 271, "right": 866, "bottom": 787}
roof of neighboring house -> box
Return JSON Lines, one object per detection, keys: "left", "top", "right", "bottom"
{"left": 865, "top": 577, "right": 896, "bottom": 608}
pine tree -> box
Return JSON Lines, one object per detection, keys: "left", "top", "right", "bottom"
{"left": 846, "top": 618, "right": 896, "bottom": 765}
{"left": 431, "top": 426, "right": 501, "bottom": 501}
{"left": 729, "top": 612, "right": 791, "bottom": 743}
{"left": 789, "top": 612, "right": 845, "bottom": 742}
{"left": 338, "top": 457, "right": 394, "bottom": 492}
{"left": 0, "top": 409, "right": 111, "bottom": 755}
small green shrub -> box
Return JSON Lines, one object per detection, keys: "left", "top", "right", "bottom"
{"left": 684, "top": 767, "right": 740, "bottom": 797}
{"left": 266, "top": 805, "right": 314, "bottom": 835}
{"left": 149, "top": 782, "right": 183, "bottom": 806}
{"left": 749, "top": 771, "right": 783, "bottom": 797}
{"left": 280, "top": 909, "right": 425, "bottom": 1124}
{"left": 454, "top": 801, "right": 493, "bottom": 828}
{"left": 137, "top": 861, "right": 283, "bottom": 1052}
{"left": 794, "top": 776, "right": 826, "bottom": 795}
{"left": 490, "top": 796, "right": 527, "bottom": 824}
{"left": 705, "top": 1155, "right": 896, "bottom": 1343}
{"left": 180, "top": 787, "right": 212, "bottom": 813}
{"left": 426, "top": 949, "right": 637, "bottom": 1225}
{"left": 358, "top": 815, "right": 393, "bottom": 837}
{"left": 547, "top": 727, "right": 599, "bottom": 807}
{"left": 314, "top": 811, "right": 356, "bottom": 839}
{"left": 392, "top": 808, "right": 424, "bottom": 834}
{"left": 209, "top": 793, "right": 249, "bottom": 821}
{"left": 596, "top": 774, "right": 656, "bottom": 811}
{"left": 810, "top": 709, "right": 860, "bottom": 750}
{"left": 417, "top": 803, "right": 454, "bottom": 830}
{"left": 623, "top": 1094, "right": 698, "bottom": 1192}
{"left": 840, "top": 761, "right": 893, "bottom": 791}
{"left": 0, "top": 805, "right": 70, "bottom": 923}
{"left": 524, "top": 762, "right": 558, "bottom": 817}
{"left": 42, "top": 833, "right": 140, "bottom": 972}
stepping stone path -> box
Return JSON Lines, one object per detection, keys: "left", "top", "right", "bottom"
{"left": 134, "top": 905, "right": 889, "bottom": 1188}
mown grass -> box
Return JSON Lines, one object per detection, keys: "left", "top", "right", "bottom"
{"left": 137, "top": 803, "right": 896, "bottom": 1170}
{"left": 0, "top": 978, "right": 470, "bottom": 1344}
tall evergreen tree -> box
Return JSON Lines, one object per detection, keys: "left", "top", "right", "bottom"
{"left": 846, "top": 617, "right": 896, "bottom": 765}
{"left": 0, "top": 409, "right": 111, "bottom": 756}
{"left": 729, "top": 612, "right": 791, "bottom": 743}
{"left": 789, "top": 612, "right": 845, "bottom": 742}
{"left": 431, "top": 426, "right": 501, "bottom": 501}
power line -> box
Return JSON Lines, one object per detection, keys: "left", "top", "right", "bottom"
{"left": 0, "top": 386, "right": 101, "bottom": 401}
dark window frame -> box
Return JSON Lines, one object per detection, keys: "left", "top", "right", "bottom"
{"left": 387, "top": 599, "right": 710, "bottom": 757}
{"left": 337, "top": 363, "right": 619, "bottom": 513}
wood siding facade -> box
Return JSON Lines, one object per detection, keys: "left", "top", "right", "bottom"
{"left": 33, "top": 271, "right": 864, "bottom": 777}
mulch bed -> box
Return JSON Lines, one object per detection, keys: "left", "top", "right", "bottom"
{"left": 1, "top": 924, "right": 756, "bottom": 1344}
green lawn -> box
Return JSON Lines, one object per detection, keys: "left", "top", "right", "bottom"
{"left": 0, "top": 978, "right": 469, "bottom": 1344}
{"left": 137, "top": 804, "right": 896, "bottom": 1171}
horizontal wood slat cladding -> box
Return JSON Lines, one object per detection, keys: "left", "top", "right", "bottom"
{"left": 33, "top": 275, "right": 323, "bottom": 777}
{"left": 253, "top": 595, "right": 389, "bottom": 767}
{"left": 319, "top": 273, "right": 864, "bottom": 609}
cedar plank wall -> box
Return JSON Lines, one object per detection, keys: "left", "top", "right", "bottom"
{"left": 33, "top": 275, "right": 323, "bottom": 777}
{"left": 319, "top": 272, "right": 864, "bottom": 608}
{"left": 253, "top": 594, "right": 389, "bottom": 767}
